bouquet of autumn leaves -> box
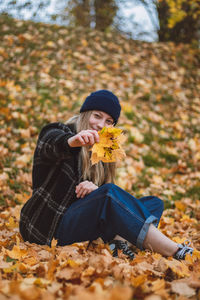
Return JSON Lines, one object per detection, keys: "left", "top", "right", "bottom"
{"left": 90, "top": 127, "right": 126, "bottom": 165}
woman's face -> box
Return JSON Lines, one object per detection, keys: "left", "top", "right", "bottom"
{"left": 89, "top": 111, "right": 114, "bottom": 131}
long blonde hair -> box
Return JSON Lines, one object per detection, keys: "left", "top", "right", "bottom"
{"left": 66, "top": 111, "right": 116, "bottom": 186}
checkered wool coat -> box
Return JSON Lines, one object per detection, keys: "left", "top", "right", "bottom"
{"left": 19, "top": 122, "right": 82, "bottom": 246}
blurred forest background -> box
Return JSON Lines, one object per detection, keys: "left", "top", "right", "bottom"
{"left": 0, "top": 0, "right": 200, "bottom": 44}
{"left": 0, "top": 1, "right": 200, "bottom": 299}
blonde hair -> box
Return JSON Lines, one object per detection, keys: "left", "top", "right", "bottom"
{"left": 66, "top": 111, "right": 116, "bottom": 186}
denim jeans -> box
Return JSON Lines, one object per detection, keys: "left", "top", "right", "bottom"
{"left": 55, "top": 183, "right": 164, "bottom": 250}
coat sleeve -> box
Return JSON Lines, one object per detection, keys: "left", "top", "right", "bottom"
{"left": 36, "top": 122, "right": 80, "bottom": 161}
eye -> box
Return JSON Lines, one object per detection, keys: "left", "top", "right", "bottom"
{"left": 106, "top": 120, "right": 113, "bottom": 125}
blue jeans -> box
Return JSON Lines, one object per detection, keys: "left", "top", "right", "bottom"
{"left": 55, "top": 183, "right": 164, "bottom": 250}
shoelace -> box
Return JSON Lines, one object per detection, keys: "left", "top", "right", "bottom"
{"left": 174, "top": 240, "right": 193, "bottom": 260}
{"left": 109, "top": 240, "right": 135, "bottom": 260}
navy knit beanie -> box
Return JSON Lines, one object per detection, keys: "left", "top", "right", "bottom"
{"left": 80, "top": 90, "right": 121, "bottom": 124}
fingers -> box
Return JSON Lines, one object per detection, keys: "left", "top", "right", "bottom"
{"left": 81, "top": 132, "right": 94, "bottom": 145}
{"left": 80, "top": 130, "right": 99, "bottom": 145}
{"left": 88, "top": 130, "right": 99, "bottom": 143}
{"left": 76, "top": 134, "right": 85, "bottom": 145}
{"left": 76, "top": 181, "right": 90, "bottom": 198}
{"left": 75, "top": 133, "right": 88, "bottom": 146}
{"left": 68, "top": 130, "right": 99, "bottom": 148}
{"left": 76, "top": 130, "right": 99, "bottom": 146}
{"left": 75, "top": 181, "right": 98, "bottom": 198}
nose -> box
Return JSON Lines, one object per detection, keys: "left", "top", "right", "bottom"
{"left": 96, "top": 119, "right": 105, "bottom": 130}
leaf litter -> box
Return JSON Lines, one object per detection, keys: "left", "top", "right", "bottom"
{"left": 0, "top": 15, "right": 200, "bottom": 299}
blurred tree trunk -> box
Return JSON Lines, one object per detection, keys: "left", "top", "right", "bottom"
{"left": 157, "top": 0, "right": 200, "bottom": 44}
{"left": 71, "top": 0, "right": 91, "bottom": 27}
{"left": 94, "top": 0, "right": 117, "bottom": 31}
{"left": 69, "top": 0, "right": 118, "bottom": 30}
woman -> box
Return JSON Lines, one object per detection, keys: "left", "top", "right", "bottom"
{"left": 19, "top": 90, "right": 193, "bottom": 260}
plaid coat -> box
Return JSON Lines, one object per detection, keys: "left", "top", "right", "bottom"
{"left": 19, "top": 122, "right": 82, "bottom": 246}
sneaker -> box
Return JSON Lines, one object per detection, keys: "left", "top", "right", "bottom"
{"left": 109, "top": 240, "right": 135, "bottom": 260}
{"left": 173, "top": 241, "right": 193, "bottom": 260}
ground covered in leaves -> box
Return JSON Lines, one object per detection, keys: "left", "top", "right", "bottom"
{"left": 0, "top": 15, "right": 200, "bottom": 299}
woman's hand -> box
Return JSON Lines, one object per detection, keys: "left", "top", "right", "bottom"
{"left": 68, "top": 130, "right": 99, "bottom": 148}
{"left": 75, "top": 181, "right": 98, "bottom": 198}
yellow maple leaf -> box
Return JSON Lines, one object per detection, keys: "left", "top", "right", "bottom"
{"left": 90, "top": 152, "right": 99, "bottom": 165}
{"left": 92, "top": 143, "right": 105, "bottom": 157}
{"left": 90, "top": 127, "right": 126, "bottom": 165}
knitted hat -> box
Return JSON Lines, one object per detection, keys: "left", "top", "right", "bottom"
{"left": 80, "top": 90, "right": 121, "bottom": 124}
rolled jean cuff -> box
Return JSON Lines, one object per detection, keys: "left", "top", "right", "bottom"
{"left": 136, "top": 215, "right": 158, "bottom": 250}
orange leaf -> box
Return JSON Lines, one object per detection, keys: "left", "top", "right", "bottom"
{"left": 6, "top": 237, "right": 28, "bottom": 260}
{"left": 6, "top": 246, "right": 28, "bottom": 260}
{"left": 131, "top": 274, "right": 147, "bottom": 287}
{"left": 175, "top": 201, "right": 186, "bottom": 212}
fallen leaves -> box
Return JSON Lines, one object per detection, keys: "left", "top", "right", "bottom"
{"left": 171, "top": 280, "right": 196, "bottom": 297}
{"left": 14, "top": 154, "right": 32, "bottom": 168}
{"left": 0, "top": 15, "right": 200, "bottom": 300}
{"left": 0, "top": 216, "right": 199, "bottom": 299}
